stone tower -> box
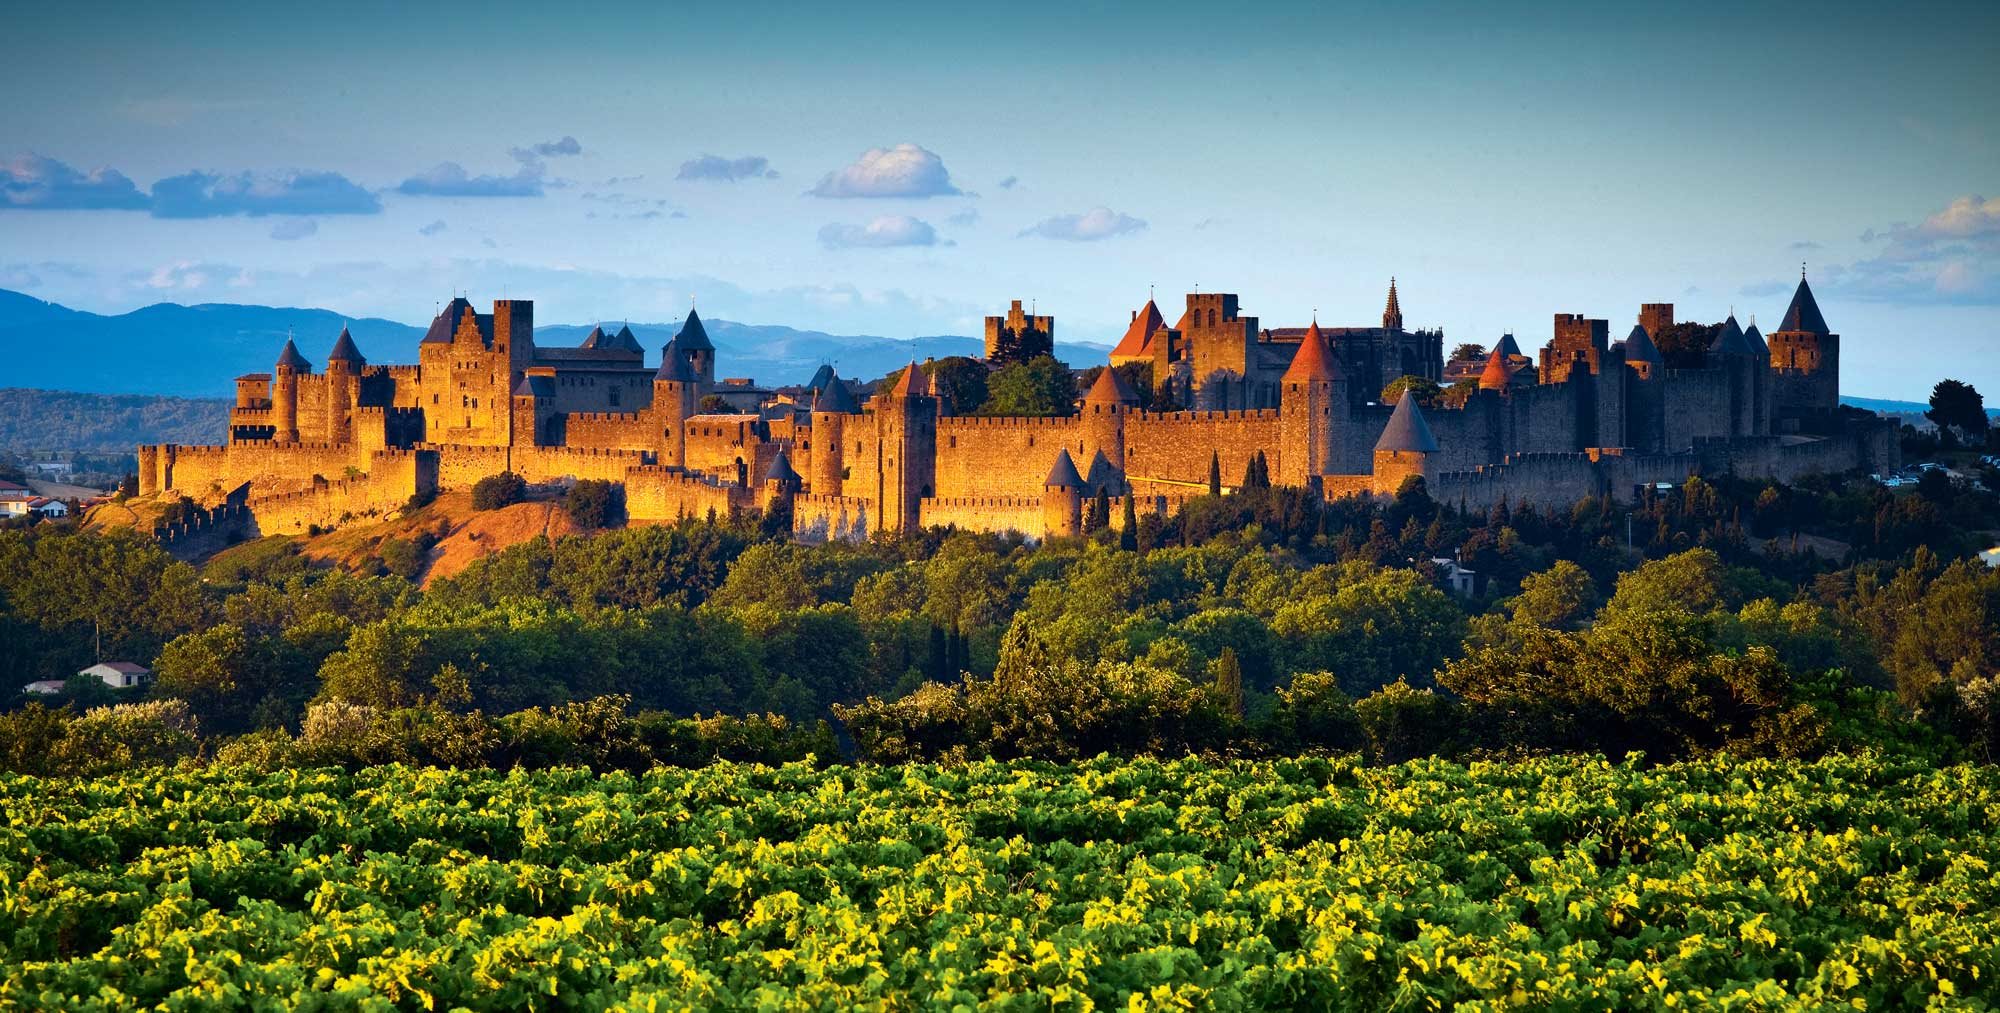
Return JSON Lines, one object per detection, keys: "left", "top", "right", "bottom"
{"left": 511, "top": 371, "right": 556, "bottom": 447}
{"left": 673, "top": 308, "right": 716, "bottom": 391}
{"left": 1041, "top": 448, "right": 1085, "bottom": 540}
{"left": 1373, "top": 391, "right": 1438, "bottom": 494}
{"left": 652, "top": 338, "right": 699, "bottom": 468}
{"left": 1383, "top": 278, "right": 1403, "bottom": 331}
{"left": 1710, "top": 315, "right": 1760, "bottom": 438}
{"left": 808, "top": 369, "right": 859, "bottom": 497}
{"left": 984, "top": 300, "right": 1054, "bottom": 365}
{"left": 1768, "top": 272, "right": 1839, "bottom": 431}
{"left": 325, "top": 327, "right": 364, "bottom": 444}
{"left": 1621, "top": 324, "right": 1665, "bottom": 452}
{"left": 761, "top": 448, "right": 802, "bottom": 515}
{"left": 1081, "top": 365, "right": 1139, "bottom": 475}
{"left": 874, "top": 362, "right": 937, "bottom": 533}
{"left": 1278, "top": 319, "right": 1346, "bottom": 486}
{"left": 272, "top": 337, "right": 309, "bottom": 443}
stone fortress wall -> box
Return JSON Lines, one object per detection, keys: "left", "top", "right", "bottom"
{"left": 137, "top": 274, "right": 1891, "bottom": 547}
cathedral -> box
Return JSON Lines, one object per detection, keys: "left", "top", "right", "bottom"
{"left": 139, "top": 273, "right": 1892, "bottom": 545}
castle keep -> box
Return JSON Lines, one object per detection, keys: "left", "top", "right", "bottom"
{"left": 139, "top": 273, "right": 1891, "bottom": 543}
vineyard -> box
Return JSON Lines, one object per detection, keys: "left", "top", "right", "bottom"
{"left": 3, "top": 755, "right": 1997, "bottom": 1009}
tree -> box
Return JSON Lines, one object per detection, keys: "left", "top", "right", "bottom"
{"left": 1379, "top": 375, "right": 1443, "bottom": 408}
{"left": 1450, "top": 342, "right": 1487, "bottom": 362}
{"left": 1087, "top": 488, "right": 1111, "bottom": 532}
{"left": 982, "top": 355, "right": 1076, "bottom": 417}
{"left": 1651, "top": 322, "right": 1721, "bottom": 369}
{"left": 926, "top": 357, "right": 990, "bottom": 414}
{"left": 1120, "top": 495, "right": 1138, "bottom": 551}
{"left": 1208, "top": 452, "right": 1222, "bottom": 497}
{"left": 117, "top": 472, "right": 138, "bottom": 499}
{"left": 698, "top": 394, "right": 731, "bottom": 414}
{"left": 1511, "top": 560, "right": 1596, "bottom": 629}
{"left": 1211, "top": 647, "right": 1245, "bottom": 718}
{"left": 1927, "top": 379, "right": 1988, "bottom": 446}
{"left": 564, "top": 479, "right": 622, "bottom": 529}
{"left": 471, "top": 471, "right": 527, "bottom": 510}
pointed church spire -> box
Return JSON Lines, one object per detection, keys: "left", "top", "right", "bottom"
{"left": 1383, "top": 277, "right": 1404, "bottom": 331}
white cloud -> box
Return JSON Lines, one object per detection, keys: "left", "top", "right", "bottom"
{"left": 810, "top": 144, "right": 962, "bottom": 198}
{"left": 1019, "top": 206, "right": 1147, "bottom": 242}
{"left": 1, "top": 154, "right": 150, "bottom": 210}
{"left": 397, "top": 162, "right": 544, "bottom": 198}
{"left": 819, "top": 215, "right": 946, "bottom": 249}
{"left": 152, "top": 169, "right": 379, "bottom": 217}
{"left": 1834, "top": 194, "right": 2000, "bottom": 304}
{"left": 1920, "top": 195, "right": 2000, "bottom": 240}
{"left": 677, "top": 155, "right": 777, "bottom": 182}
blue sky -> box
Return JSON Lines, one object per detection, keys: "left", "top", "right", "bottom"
{"left": 2, "top": 0, "right": 1996, "bottom": 399}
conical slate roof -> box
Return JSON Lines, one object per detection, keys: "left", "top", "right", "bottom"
{"left": 611, "top": 324, "right": 643, "bottom": 353}
{"left": 675, "top": 307, "right": 713, "bottom": 351}
{"left": 764, "top": 448, "right": 801, "bottom": 485}
{"left": 1376, "top": 391, "right": 1439, "bottom": 453}
{"left": 1623, "top": 324, "right": 1661, "bottom": 363}
{"left": 513, "top": 374, "right": 555, "bottom": 398}
{"left": 1494, "top": 333, "right": 1523, "bottom": 358}
{"left": 578, "top": 326, "right": 607, "bottom": 348}
{"left": 1110, "top": 299, "right": 1165, "bottom": 358}
{"left": 1711, "top": 315, "right": 1752, "bottom": 357}
{"left": 327, "top": 327, "right": 364, "bottom": 365}
{"left": 654, "top": 339, "right": 695, "bottom": 382}
{"left": 813, "top": 373, "right": 860, "bottom": 414}
{"left": 1779, "top": 274, "right": 1830, "bottom": 335}
{"left": 1478, "top": 348, "right": 1512, "bottom": 390}
{"left": 806, "top": 363, "right": 836, "bottom": 393}
{"left": 423, "top": 297, "right": 474, "bottom": 344}
{"left": 1282, "top": 319, "right": 1342, "bottom": 382}
{"left": 1742, "top": 321, "right": 1767, "bottom": 356}
{"left": 275, "top": 338, "right": 311, "bottom": 372}
{"left": 1084, "top": 449, "right": 1119, "bottom": 492}
{"left": 1044, "top": 449, "right": 1085, "bottom": 489}
{"left": 1085, "top": 364, "right": 1140, "bottom": 403}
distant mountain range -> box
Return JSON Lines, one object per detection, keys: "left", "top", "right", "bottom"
{"left": 1841, "top": 395, "right": 2000, "bottom": 421}
{"left": 0, "top": 289, "right": 1111, "bottom": 398}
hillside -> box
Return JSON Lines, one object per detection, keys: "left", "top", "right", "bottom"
{"left": 0, "top": 289, "right": 1112, "bottom": 398}
{"left": 0, "top": 388, "right": 230, "bottom": 453}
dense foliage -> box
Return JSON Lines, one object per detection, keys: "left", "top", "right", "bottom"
{"left": 3, "top": 755, "right": 1995, "bottom": 1008}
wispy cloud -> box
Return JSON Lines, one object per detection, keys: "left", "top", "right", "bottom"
{"left": 810, "top": 144, "right": 962, "bottom": 199}
{"left": 676, "top": 154, "right": 777, "bottom": 182}
{"left": 819, "top": 215, "right": 947, "bottom": 249}
{"left": 997, "top": 176, "right": 1018, "bottom": 190}
{"left": 1824, "top": 195, "right": 2000, "bottom": 304}
{"left": 510, "top": 135, "right": 582, "bottom": 161}
{"left": 397, "top": 162, "right": 544, "bottom": 198}
{"left": 418, "top": 220, "right": 447, "bottom": 236}
{"left": 1019, "top": 207, "right": 1147, "bottom": 242}
{"left": 269, "top": 218, "right": 318, "bottom": 240}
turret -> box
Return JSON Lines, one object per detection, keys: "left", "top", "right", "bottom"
{"left": 272, "top": 337, "right": 309, "bottom": 443}
{"left": 325, "top": 326, "right": 364, "bottom": 443}
{"left": 1041, "top": 449, "right": 1085, "bottom": 540}
{"left": 1622, "top": 324, "right": 1665, "bottom": 452}
{"left": 1373, "top": 390, "right": 1438, "bottom": 494}
{"left": 674, "top": 307, "right": 715, "bottom": 391}
{"left": 1478, "top": 347, "right": 1513, "bottom": 391}
{"left": 511, "top": 370, "right": 557, "bottom": 447}
{"left": 1279, "top": 318, "right": 1345, "bottom": 484}
{"left": 808, "top": 369, "right": 859, "bottom": 496}
{"left": 926, "top": 365, "right": 953, "bottom": 418}
{"left": 761, "top": 447, "right": 802, "bottom": 515}
{"left": 1711, "top": 314, "right": 1758, "bottom": 437}
{"left": 653, "top": 338, "right": 698, "bottom": 468}
{"left": 875, "top": 361, "right": 937, "bottom": 534}
{"left": 1768, "top": 270, "right": 1840, "bottom": 428}
{"left": 1082, "top": 365, "right": 1139, "bottom": 474}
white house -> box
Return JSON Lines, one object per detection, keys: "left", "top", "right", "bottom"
{"left": 80, "top": 661, "right": 150, "bottom": 689}
{"left": 28, "top": 497, "right": 67, "bottom": 518}
{"left": 21, "top": 680, "right": 66, "bottom": 695}
{"left": 1430, "top": 557, "right": 1479, "bottom": 598}
{"left": 0, "top": 485, "right": 32, "bottom": 518}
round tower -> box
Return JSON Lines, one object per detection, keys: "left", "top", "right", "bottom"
{"left": 325, "top": 326, "right": 365, "bottom": 444}
{"left": 1278, "top": 319, "right": 1346, "bottom": 485}
{"left": 761, "top": 448, "right": 802, "bottom": 516}
{"left": 272, "top": 337, "right": 309, "bottom": 443}
{"left": 652, "top": 338, "right": 698, "bottom": 469}
{"left": 674, "top": 307, "right": 716, "bottom": 392}
{"left": 808, "top": 370, "right": 859, "bottom": 497}
{"left": 1373, "top": 390, "right": 1439, "bottom": 495}
{"left": 1082, "top": 365, "right": 1138, "bottom": 475}
{"left": 1041, "top": 449, "right": 1085, "bottom": 540}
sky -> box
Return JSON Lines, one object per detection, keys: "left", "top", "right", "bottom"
{"left": 2, "top": 0, "right": 1996, "bottom": 400}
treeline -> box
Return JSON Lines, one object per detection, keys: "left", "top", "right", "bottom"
{"left": 0, "top": 387, "right": 229, "bottom": 453}
{"left": 3, "top": 465, "right": 1998, "bottom": 772}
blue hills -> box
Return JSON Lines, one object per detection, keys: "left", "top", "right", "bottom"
{"left": 0, "top": 289, "right": 1111, "bottom": 399}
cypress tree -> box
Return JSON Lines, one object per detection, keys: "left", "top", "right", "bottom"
{"left": 1208, "top": 452, "right": 1222, "bottom": 497}
{"left": 1213, "top": 647, "right": 1245, "bottom": 719}
{"left": 1120, "top": 494, "right": 1138, "bottom": 551}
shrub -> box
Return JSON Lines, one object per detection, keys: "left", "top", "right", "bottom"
{"left": 471, "top": 471, "right": 527, "bottom": 511}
